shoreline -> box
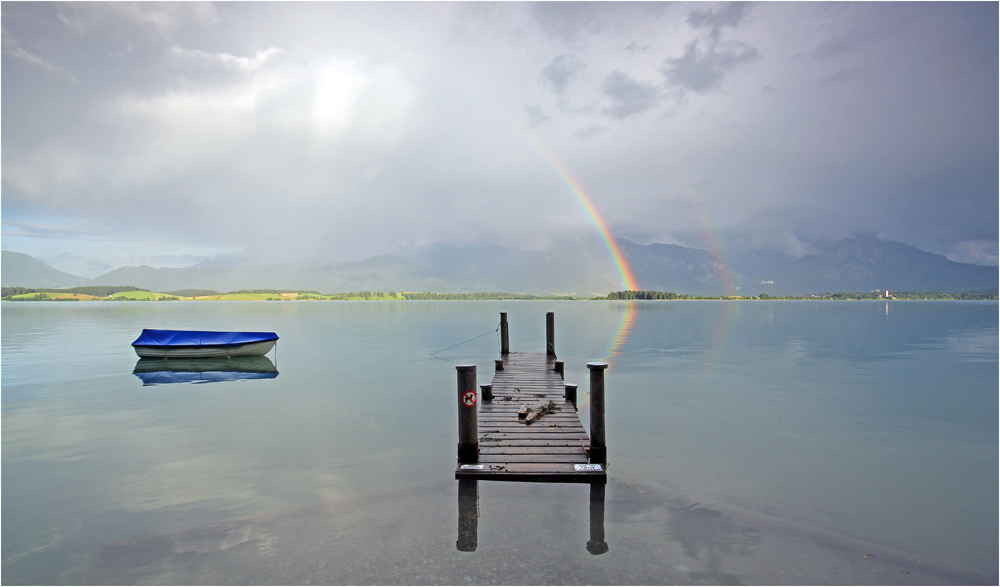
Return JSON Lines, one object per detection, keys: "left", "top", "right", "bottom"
{"left": 2, "top": 289, "right": 997, "bottom": 303}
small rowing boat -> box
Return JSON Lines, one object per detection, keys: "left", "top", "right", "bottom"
{"left": 131, "top": 329, "right": 278, "bottom": 359}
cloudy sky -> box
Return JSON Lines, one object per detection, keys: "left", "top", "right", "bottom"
{"left": 3, "top": 2, "right": 997, "bottom": 277}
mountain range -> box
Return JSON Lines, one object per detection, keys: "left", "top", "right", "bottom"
{"left": 3, "top": 234, "right": 996, "bottom": 296}
{"left": 1, "top": 251, "right": 90, "bottom": 288}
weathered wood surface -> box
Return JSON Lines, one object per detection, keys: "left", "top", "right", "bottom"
{"left": 455, "top": 352, "right": 605, "bottom": 483}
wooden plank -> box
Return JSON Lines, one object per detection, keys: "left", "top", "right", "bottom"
{"left": 480, "top": 414, "right": 572, "bottom": 419}
{"left": 456, "top": 462, "right": 605, "bottom": 483}
{"left": 480, "top": 408, "right": 576, "bottom": 414}
{"left": 480, "top": 439, "right": 589, "bottom": 447}
{"left": 521, "top": 426, "right": 586, "bottom": 433}
{"left": 475, "top": 454, "right": 588, "bottom": 464}
{"left": 479, "top": 419, "right": 581, "bottom": 426}
{"left": 483, "top": 426, "right": 586, "bottom": 432}
{"left": 482, "top": 424, "right": 586, "bottom": 431}
{"left": 479, "top": 417, "right": 579, "bottom": 423}
{"left": 481, "top": 406, "right": 574, "bottom": 412}
{"left": 482, "top": 419, "right": 583, "bottom": 425}
{"left": 481, "top": 431, "right": 585, "bottom": 438}
{"left": 479, "top": 446, "right": 587, "bottom": 455}
{"left": 482, "top": 429, "right": 587, "bottom": 436}
{"left": 470, "top": 462, "right": 595, "bottom": 473}
{"left": 481, "top": 419, "right": 583, "bottom": 427}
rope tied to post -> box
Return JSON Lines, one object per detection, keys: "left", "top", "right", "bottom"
{"left": 430, "top": 322, "right": 501, "bottom": 362}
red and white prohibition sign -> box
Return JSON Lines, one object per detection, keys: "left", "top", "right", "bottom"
{"left": 461, "top": 390, "right": 477, "bottom": 407}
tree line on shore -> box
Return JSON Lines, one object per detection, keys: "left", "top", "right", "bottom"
{"left": 2, "top": 285, "right": 148, "bottom": 298}
{"left": 4, "top": 286, "right": 996, "bottom": 302}
{"left": 606, "top": 290, "right": 997, "bottom": 301}
{"left": 2, "top": 287, "right": 580, "bottom": 301}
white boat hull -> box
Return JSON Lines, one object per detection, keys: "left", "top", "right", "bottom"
{"left": 133, "top": 339, "right": 276, "bottom": 359}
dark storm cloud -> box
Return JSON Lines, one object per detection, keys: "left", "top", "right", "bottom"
{"left": 686, "top": 2, "right": 753, "bottom": 39}
{"left": 528, "top": 2, "right": 671, "bottom": 45}
{"left": 661, "top": 39, "right": 759, "bottom": 93}
{"left": 1, "top": 34, "right": 76, "bottom": 82}
{"left": 2, "top": 218, "right": 104, "bottom": 241}
{"left": 525, "top": 104, "right": 549, "bottom": 126}
{"left": 575, "top": 124, "right": 604, "bottom": 139}
{"left": 810, "top": 30, "right": 877, "bottom": 61}
{"left": 600, "top": 71, "right": 659, "bottom": 119}
{"left": 528, "top": 2, "right": 606, "bottom": 44}
{"left": 541, "top": 54, "right": 585, "bottom": 94}
{"left": 661, "top": 2, "right": 759, "bottom": 94}
{"left": 818, "top": 67, "right": 862, "bottom": 87}
{"left": 623, "top": 42, "right": 651, "bottom": 54}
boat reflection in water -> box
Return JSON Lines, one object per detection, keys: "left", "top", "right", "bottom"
{"left": 132, "top": 356, "right": 279, "bottom": 386}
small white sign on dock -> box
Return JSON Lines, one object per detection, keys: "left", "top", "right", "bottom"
{"left": 574, "top": 464, "right": 603, "bottom": 472}
{"left": 459, "top": 464, "right": 485, "bottom": 470}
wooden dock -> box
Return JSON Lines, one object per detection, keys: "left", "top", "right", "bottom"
{"left": 454, "top": 350, "right": 607, "bottom": 483}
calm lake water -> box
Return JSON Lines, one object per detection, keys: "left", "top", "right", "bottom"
{"left": 2, "top": 301, "right": 997, "bottom": 584}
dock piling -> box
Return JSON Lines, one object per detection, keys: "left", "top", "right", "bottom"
{"left": 494, "top": 359, "right": 504, "bottom": 372}
{"left": 481, "top": 384, "right": 493, "bottom": 403}
{"left": 587, "top": 362, "right": 608, "bottom": 465}
{"left": 565, "top": 383, "right": 578, "bottom": 409}
{"left": 500, "top": 312, "right": 509, "bottom": 356}
{"left": 554, "top": 360, "right": 564, "bottom": 378}
{"left": 546, "top": 312, "right": 556, "bottom": 357}
{"left": 457, "top": 365, "right": 478, "bottom": 463}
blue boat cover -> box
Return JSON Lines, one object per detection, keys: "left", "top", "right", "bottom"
{"left": 132, "top": 329, "right": 278, "bottom": 347}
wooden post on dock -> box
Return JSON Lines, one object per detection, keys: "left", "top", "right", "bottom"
{"left": 481, "top": 384, "right": 492, "bottom": 403}
{"left": 546, "top": 312, "right": 556, "bottom": 357}
{"left": 587, "top": 362, "right": 608, "bottom": 464}
{"left": 554, "top": 360, "right": 564, "bottom": 379}
{"left": 500, "top": 312, "right": 509, "bottom": 356}
{"left": 457, "top": 365, "right": 478, "bottom": 462}
{"left": 565, "top": 383, "right": 578, "bottom": 410}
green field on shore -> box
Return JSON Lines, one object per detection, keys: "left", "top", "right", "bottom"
{"left": 3, "top": 286, "right": 996, "bottom": 302}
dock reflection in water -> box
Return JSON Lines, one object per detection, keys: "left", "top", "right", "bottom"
{"left": 132, "top": 356, "right": 279, "bottom": 386}
{"left": 84, "top": 479, "right": 994, "bottom": 585}
{"left": 457, "top": 479, "right": 608, "bottom": 555}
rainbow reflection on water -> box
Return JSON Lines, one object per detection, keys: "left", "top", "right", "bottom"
{"left": 605, "top": 301, "right": 637, "bottom": 364}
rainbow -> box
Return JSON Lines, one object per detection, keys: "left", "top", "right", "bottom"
{"left": 463, "top": 85, "right": 640, "bottom": 293}
{"left": 519, "top": 129, "right": 640, "bottom": 292}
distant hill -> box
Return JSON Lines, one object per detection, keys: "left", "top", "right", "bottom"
{"left": 620, "top": 234, "right": 998, "bottom": 296}
{"left": 617, "top": 240, "right": 733, "bottom": 294}
{"left": 8, "top": 235, "right": 997, "bottom": 296}
{"left": 779, "top": 233, "right": 998, "bottom": 294}
{"left": 406, "top": 241, "right": 619, "bottom": 296}
{"left": 89, "top": 256, "right": 461, "bottom": 294}
{"left": 405, "top": 235, "right": 997, "bottom": 296}
{"left": 1, "top": 251, "right": 89, "bottom": 288}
